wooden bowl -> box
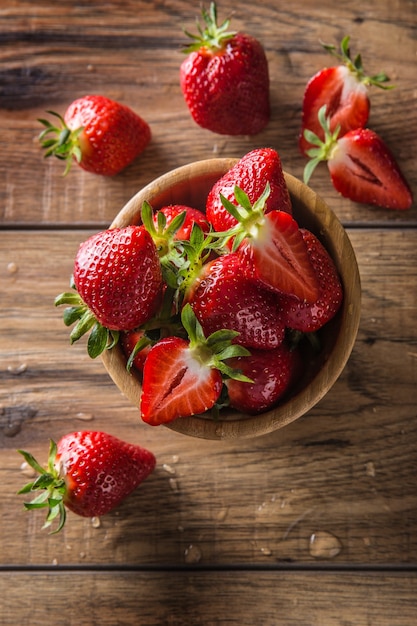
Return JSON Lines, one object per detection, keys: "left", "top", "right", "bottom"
{"left": 101, "top": 158, "right": 361, "bottom": 440}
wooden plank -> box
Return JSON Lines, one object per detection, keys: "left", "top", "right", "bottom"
{"left": 1, "top": 571, "right": 416, "bottom": 626}
{"left": 0, "top": 0, "right": 415, "bottom": 227}
{"left": 1, "top": 229, "right": 416, "bottom": 566}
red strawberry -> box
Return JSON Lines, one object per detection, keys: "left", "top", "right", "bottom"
{"left": 299, "top": 36, "right": 391, "bottom": 155}
{"left": 226, "top": 343, "right": 300, "bottom": 414}
{"left": 38, "top": 95, "right": 151, "bottom": 175}
{"left": 154, "top": 205, "right": 210, "bottom": 241}
{"left": 186, "top": 252, "right": 286, "bottom": 349}
{"left": 140, "top": 304, "right": 251, "bottom": 425}
{"left": 73, "top": 226, "right": 163, "bottom": 331}
{"left": 206, "top": 148, "right": 292, "bottom": 232}
{"left": 120, "top": 329, "right": 153, "bottom": 372}
{"left": 55, "top": 226, "right": 163, "bottom": 359}
{"left": 218, "top": 185, "right": 319, "bottom": 303}
{"left": 304, "top": 106, "right": 413, "bottom": 210}
{"left": 18, "top": 431, "right": 156, "bottom": 532}
{"left": 180, "top": 3, "right": 270, "bottom": 135}
{"left": 280, "top": 229, "right": 343, "bottom": 332}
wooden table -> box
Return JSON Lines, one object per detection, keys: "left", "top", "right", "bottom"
{"left": 1, "top": 1, "right": 416, "bottom": 623}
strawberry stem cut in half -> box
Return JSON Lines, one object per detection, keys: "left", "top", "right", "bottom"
{"left": 218, "top": 184, "right": 320, "bottom": 303}
{"left": 303, "top": 105, "right": 413, "bottom": 210}
{"left": 140, "top": 303, "right": 252, "bottom": 426}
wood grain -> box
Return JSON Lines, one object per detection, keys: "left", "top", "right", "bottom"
{"left": 0, "top": 0, "right": 415, "bottom": 228}
{"left": 1, "top": 571, "right": 417, "bottom": 626}
{"left": 1, "top": 229, "right": 416, "bottom": 566}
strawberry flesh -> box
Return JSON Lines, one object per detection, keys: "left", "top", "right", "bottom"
{"left": 237, "top": 210, "right": 320, "bottom": 304}
{"left": 329, "top": 128, "right": 413, "bottom": 210}
{"left": 141, "top": 337, "right": 223, "bottom": 425}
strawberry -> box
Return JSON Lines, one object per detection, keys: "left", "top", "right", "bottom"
{"left": 180, "top": 3, "right": 270, "bottom": 135}
{"left": 18, "top": 431, "right": 156, "bottom": 532}
{"left": 55, "top": 226, "right": 163, "bottom": 358}
{"left": 140, "top": 304, "right": 251, "bottom": 425}
{"left": 38, "top": 94, "right": 151, "bottom": 175}
{"left": 226, "top": 343, "right": 300, "bottom": 414}
{"left": 304, "top": 106, "right": 413, "bottom": 210}
{"left": 206, "top": 148, "right": 292, "bottom": 233}
{"left": 280, "top": 229, "right": 343, "bottom": 332}
{"left": 120, "top": 329, "right": 153, "bottom": 373}
{"left": 186, "top": 252, "right": 286, "bottom": 350}
{"left": 153, "top": 205, "right": 210, "bottom": 241}
{"left": 219, "top": 185, "right": 320, "bottom": 303}
{"left": 299, "top": 36, "right": 392, "bottom": 155}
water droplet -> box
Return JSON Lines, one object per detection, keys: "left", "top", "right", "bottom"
{"left": 7, "top": 262, "right": 18, "bottom": 274}
{"left": 260, "top": 547, "right": 272, "bottom": 556}
{"left": 4, "top": 422, "right": 21, "bottom": 437}
{"left": 20, "top": 461, "right": 37, "bottom": 478}
{"left": 162, "top": 463, "right": 176, "bottom": 475}
{"left": 169, "top": 477, "right": 180, "bottom": 493}
{"left": 91, "top": 516, "right": 101, "bottom": 528}
{"left": 171, "top": 455, "right": 179, "bottom": 464}
{"left": 215, "top": 507, "right": 229, "bottom": 522}
{"left": 75, "top": 412, "right": 94, "bottom": 421}
{"left": 184, "top": 544, "right": 202, "bottom": 564}
{"left": 177, "top": 525, "right": 185, "bottom": 533}
{"left": 365, "top": 461, "right": 376, "bottom": 477}
{"left": 7, "top": 363, "right": 27, "bottom": 375}
{"left": 309, "top": 531, "right": 342, "bottom": 559}
{"left": 51, "top": 558, "right": 58, "bottom": 566}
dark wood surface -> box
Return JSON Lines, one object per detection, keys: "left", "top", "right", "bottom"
{"left": 1, "top": 1, "right": 416, "bottom": 624}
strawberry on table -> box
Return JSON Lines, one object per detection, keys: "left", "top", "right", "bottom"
{"left": 18, "top": 431, "right": 156, "bottom": 533}
{"left": 38, "top": 94, "right": 151, "bottom": 175}
{"left": 140, "top": 304, "right": 251, "bottom": 425}
{"left": 299, "top": 36, "right": 392, "bottom": 155}
{"left": 55, "top": 225, "right": 163, "bottom": 358}
{"left": 180, "top": 2, "right": 270, "bottom": 135}
{"left": 280, "top": 229, "right": 344, "bottom": 333}
{"left": 186, "top": 252, "right": 286, "bottom": 350}
{"left": 303, "top": 106, "right": 413, "bottom": 210}
{"left": 206, "top": 148, "right": 292, "bottom": 233}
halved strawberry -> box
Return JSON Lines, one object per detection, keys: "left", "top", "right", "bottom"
{"left": 299, "top": 36, "right": 391, "bottom": 155}
{"left": 186, "top": 252, "right": 286, "bottom": 349}
{"left": 280, "top": 229, "right": 343, "bottom": 332}
{"left": 219, "top": 185, "right": 319, "bottom": 303}
{"left": 206, "top": 148, "right": 292, "bottom": 233}
{"left": 304, "top": 106, "right": 413, "bottom": 210}
{"left": 226, "top": 343, "right": 301, "bottom": 414}
{"left": 140, "top": 304, "right": 250, "bottom": 425}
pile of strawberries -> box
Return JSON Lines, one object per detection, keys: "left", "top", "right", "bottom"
{"left": 22, "top": 4, "right": 413, "bottom": 533}
{"left": 56, "top": 148, "right": 343, "bottom": 425}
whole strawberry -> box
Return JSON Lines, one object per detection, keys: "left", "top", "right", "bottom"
{"left": 206, "top": 148, "right": 292, "bottom": 233}
{"left": 38, "top": 95, "right": 151, "bottom": 175}
{"left": 180, "top": 3, "right": 270, "bottom": 135}
{"left": 55, "top": 226, "right": 163, "bottom": 358}
{"left": 18, "top": 431, "right": 156, "bottom": 532}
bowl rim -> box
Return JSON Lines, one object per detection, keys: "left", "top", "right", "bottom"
{"left": 101, "top": 158, "right": 361, "bottom": 440}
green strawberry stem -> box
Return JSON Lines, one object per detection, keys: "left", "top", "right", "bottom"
{"left": 38, "top": 111, "right": 84, "bottom": 175}
{"left": 17, "top": 441, "right": 67, "bottom": 534}
{"left": 182, "top": 2, "right": 236, "bottom": 53}
{"left": 321, "top": 35, "right": 393, "bottom": 89}
{"left": 303, "top": 105, "right": 341, "bottom": 185}
{"left": 181, "top": 303, "right": 252, "bottom": 382}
